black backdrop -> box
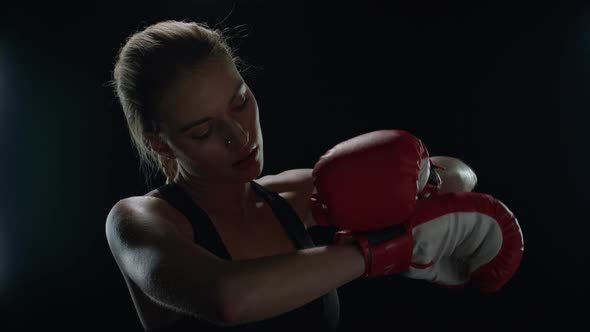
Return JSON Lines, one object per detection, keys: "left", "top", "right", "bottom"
{"left": 1, "top": 1, "right": 588, "bottom": 330}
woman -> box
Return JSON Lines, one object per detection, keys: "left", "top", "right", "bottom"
{"left": 105, "top": 20, "right": 477, "bottom": 331}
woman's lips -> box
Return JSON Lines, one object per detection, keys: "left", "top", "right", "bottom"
{"left": 233, "top": 146, "right": 258, "bottom": 166}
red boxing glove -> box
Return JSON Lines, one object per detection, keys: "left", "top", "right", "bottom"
{"left": 402, "top": 192, "right": 524, "bottom": 292}
{"left": 340, "top": 192, "right": 523, "bottom": 291}
{"left": 311, "top": 129, "right": 433, "bottom": 232}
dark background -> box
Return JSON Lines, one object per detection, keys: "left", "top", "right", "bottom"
{"left": 1, "top": 0, "right": 588, "bottom": 330}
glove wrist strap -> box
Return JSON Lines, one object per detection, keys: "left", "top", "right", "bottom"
{"left": 335, "top": 227, "right": 413, "bottom": 278}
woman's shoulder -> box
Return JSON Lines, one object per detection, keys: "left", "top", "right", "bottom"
{"left": 112, "top": 189, "right": 168, "bottom": 215}
{"left": 109, "top": 191, "right": 194, "bottom": 241}
{"left": 144, "top": 188, "right": 164, "bottom": 199}
{"left": 107, "top": 186, "right": 165, "bottom": 219}
{"left": 115, "top": 185, "right": 175, "bottom": 214}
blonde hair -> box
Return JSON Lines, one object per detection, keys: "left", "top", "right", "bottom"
{"left": 110, "top": 20, "right": 246, "bottom": 188}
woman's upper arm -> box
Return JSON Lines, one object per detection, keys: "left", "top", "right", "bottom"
{"left": 259, "top": 169, "right": 318, "bottom": 228}
{"left": 105, "top": 197, "right": 235, "bottom": 324}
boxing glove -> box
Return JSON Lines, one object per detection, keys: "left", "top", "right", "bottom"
{"left": 311, "top": 129, "right": 434, "bottom": 232}
{"left": 417, "top": 160, "right": 445, "bottom": 199}
{"left": 335, "top": 192, "right": 524, "bottom": 292}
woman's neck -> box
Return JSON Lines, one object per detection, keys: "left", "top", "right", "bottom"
{"left": 173, "top": 174, "right": 261, "bottom": 220}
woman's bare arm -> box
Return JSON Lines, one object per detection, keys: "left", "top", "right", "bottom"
{"left": 221, "top": 240, "right": 364, "bottom": 324}
{"left": 105, "top": 196, "right": 364, "bottom": 326}
{"left": 105, "top": 198, "right": 232, "bottom": 325}
{"left": 258, "top": 169, "right": 318, "bottom": 228}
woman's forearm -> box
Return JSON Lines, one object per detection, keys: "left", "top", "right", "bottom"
{"left": 219, "top": 242, "right": 364, "bottom": 324}
{"left": 215, "top": 156, "right": 477, "bottom": 325}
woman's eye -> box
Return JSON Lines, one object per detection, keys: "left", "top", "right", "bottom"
{"left": 191, "top": 130, "right": 211, "bottom": 140}
{"left": 237, "top": 97, "right": 249, "bottom": 110}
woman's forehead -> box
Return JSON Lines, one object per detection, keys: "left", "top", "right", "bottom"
{"left": 158, "top": 59, "right": 243, "bottom": 123}
{"left": 176, "top": 58, "right": 240, "bottom": 94}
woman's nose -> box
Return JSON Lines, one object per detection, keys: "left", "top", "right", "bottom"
{"left": 223, "top": 118, "right": 249, "bottom": 149}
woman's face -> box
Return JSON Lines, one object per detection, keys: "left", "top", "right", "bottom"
{"left": 155, "top": 56, "right": 264, "bottom": 184}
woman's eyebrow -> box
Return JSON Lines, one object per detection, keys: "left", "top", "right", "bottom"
{"left": 177, "top": 80, "right": 245, "bottom": 134}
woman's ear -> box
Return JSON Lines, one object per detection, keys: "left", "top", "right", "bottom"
{"left": 144, "top": 132, "right": 174, "bottom": 158}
